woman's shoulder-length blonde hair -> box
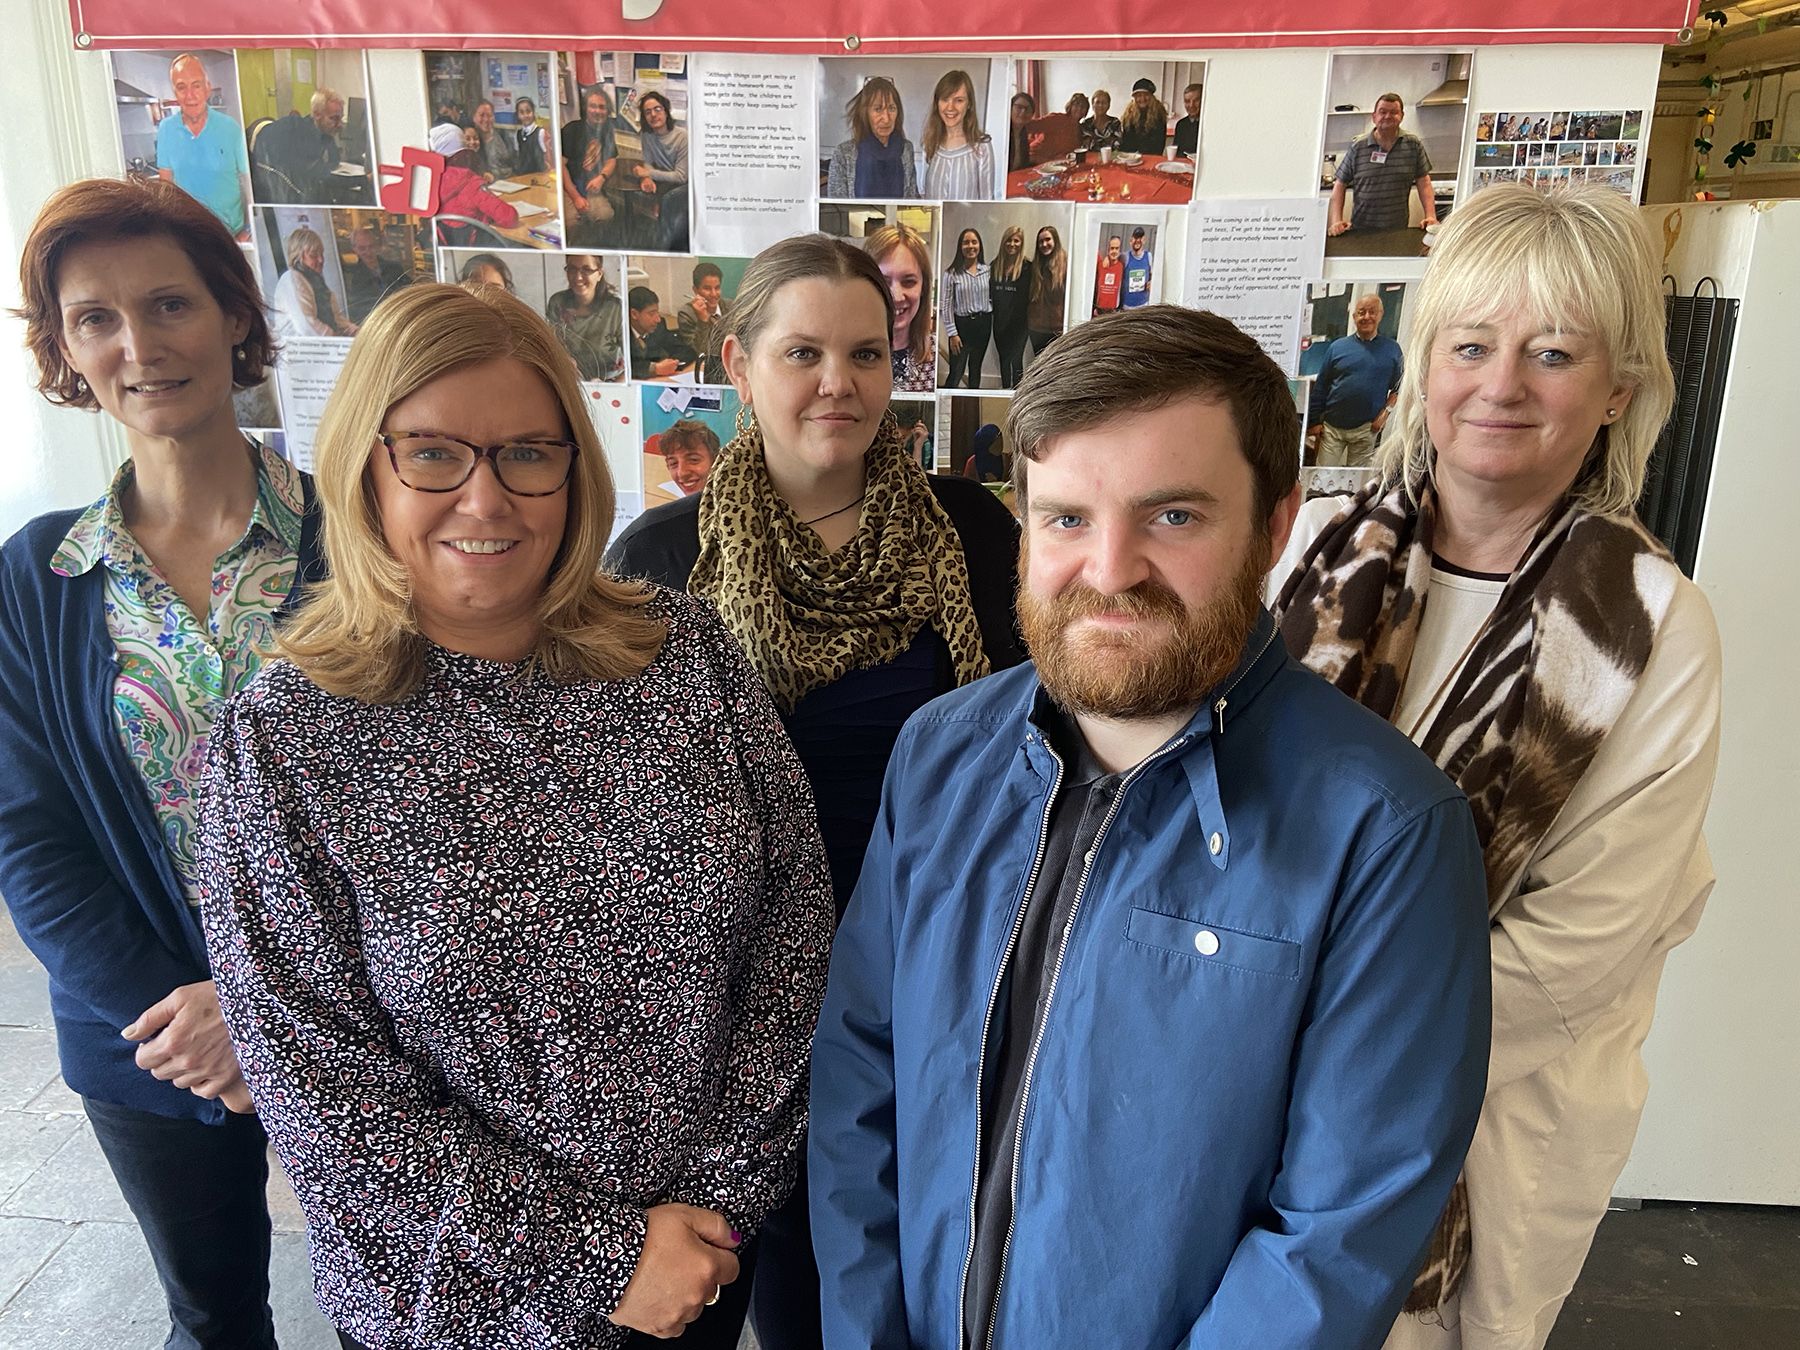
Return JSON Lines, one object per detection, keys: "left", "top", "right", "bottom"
{"left": 861, "top": 223, "right": 930, "bottom": 361}
{"left": 279, "top": 281, "right": 665, "bottom": 704}
{"left": 1379, "top": 182, "right": 1675, "bottom": 518}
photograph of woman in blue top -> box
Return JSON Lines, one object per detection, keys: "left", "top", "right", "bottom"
{"left": 826, "top": 77, "right": 920, "bottom": 200}
{"left": 0, "top": 176, "right": 321, "bottom": 1350}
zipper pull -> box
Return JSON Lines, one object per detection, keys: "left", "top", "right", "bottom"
{"left": 1213, "top": 697, "right": 1227, "bottom": 736}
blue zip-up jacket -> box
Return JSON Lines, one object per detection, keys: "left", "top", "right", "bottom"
{"left": 0, "top": 489, "right": 321, "bottom": 1122}
{"left": 809, "top": 611, "right": 1491, "bottom": 1349}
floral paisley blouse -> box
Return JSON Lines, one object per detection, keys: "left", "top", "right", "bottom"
{"left": 198, "top": 589, "right": 834, "bottom": 1347}
{"left": 49, "top": 442, "right": 303, "bottom": 901}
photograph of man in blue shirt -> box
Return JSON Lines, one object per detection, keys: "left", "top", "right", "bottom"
{"left": 156, "top": 53, "right": 250, "bottom": 239}
{"left": 1307, "top": 292, "right": 1404, "bottom": 467}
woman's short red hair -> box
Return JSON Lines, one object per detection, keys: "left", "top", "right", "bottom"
{"left": 14, "top": 175, "right": 273, "bottom": 409}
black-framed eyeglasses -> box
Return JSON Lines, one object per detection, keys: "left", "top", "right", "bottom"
{"left": 379, "top": 432, "right": 579, "bottom": 496}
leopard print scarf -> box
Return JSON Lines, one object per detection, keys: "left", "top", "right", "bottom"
{"left": 1273, "top": 476, "right": 1677, "bottom": 1313}
{"left": 690, "top": 410, "right": 990, "bottom": 714}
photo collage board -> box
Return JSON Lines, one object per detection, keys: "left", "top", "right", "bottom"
{"left": 108, "top": 45, "right": 1654, "bottom": 526}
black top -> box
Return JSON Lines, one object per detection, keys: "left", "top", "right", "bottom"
{"left": 606, "top": 476, "right": 1025, "bottom": 911}
{"left": 1173, "top": 114, "right": 1200, "bottom": 157}
{"left": 1117, "top": 120, "right": 1167, "bottom": 156}
{"left": 629, "top": 323, "right": 697, "bottom": 380}
{"left": 989, "top": 268, "right": 1029, "bottom": 334}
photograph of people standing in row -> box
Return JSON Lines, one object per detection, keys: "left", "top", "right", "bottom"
{"left": 936, "top": 202, "right": 1073, "bottom": 389}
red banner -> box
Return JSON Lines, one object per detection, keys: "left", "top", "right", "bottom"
{"left": 69, "top": 0, "right": 1698, "bottom": 52}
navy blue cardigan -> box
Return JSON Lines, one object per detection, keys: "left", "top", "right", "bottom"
{"left": 0, "top": 481, "right": 322, "bottom": 1122}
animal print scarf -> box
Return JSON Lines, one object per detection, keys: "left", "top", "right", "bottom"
{"left": 690, "top": 410, "right": 990, "bottom": 714}
{"left": 1273, "top": 476, "right": 1678, "bottom": 1312}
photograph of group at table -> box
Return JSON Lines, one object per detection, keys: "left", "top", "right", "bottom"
{"left": 815, "top": 57, "right": 1201, "bottom": 206}
{"left": 1003, "top": 58, "right": 1203, "bottom": 204}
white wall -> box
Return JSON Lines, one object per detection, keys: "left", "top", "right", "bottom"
{"left": 1615, "top": 199, "right": 1800, "bottom": 1206}
{"left": 0, "top": 0, "right": 125, "bottom": 535}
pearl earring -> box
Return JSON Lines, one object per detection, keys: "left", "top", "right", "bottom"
{"left": 1606, "top": 408, "right": 1617, "bottom": 418}
{"left": 73, "top": 375, "right": 87, "bottom": 393}
{"left": 235, "top": 346, "right": 246, "bottom": 362}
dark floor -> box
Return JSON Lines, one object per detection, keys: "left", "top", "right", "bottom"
{"left": 1, "top": 908, "right": 1793, "bottom": 1346}
{"left": 1548, "top": 1200, "right": 1800, "bottom": 1349}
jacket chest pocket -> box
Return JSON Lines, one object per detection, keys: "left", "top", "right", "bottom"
{"left": 1124, "top": 906, "right": 1302, "bottom": 981}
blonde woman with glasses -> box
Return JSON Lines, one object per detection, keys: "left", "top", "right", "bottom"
{"left": 198, "top": 281, "right": 833, "bottom": 1350}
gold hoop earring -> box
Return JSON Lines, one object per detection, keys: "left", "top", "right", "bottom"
{"left": 735, "top": 402, "right": 756, "bottom": 438}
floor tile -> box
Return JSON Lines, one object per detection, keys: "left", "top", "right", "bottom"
{"left": 0, "top": 1111, "right": 81, "bottom": 1206}
{"left": 0, "top": 1124, "right": 134, "bottom": 1224}
{"left": 0, "top": 912, "right": 52, "bottom": 1032}
{"left": 0, "top": 968, "right": 50, "bottom": 1035}
{"left": 0, "top": 1214, "right": 71, "bottom": 1308}
{"left": 0, "top": 1030, "right": 59, "bottom": 1112}
{"left": 269, "top": 1231, "right": 337, "bottom": 1348}
{"left": 20, "top": 1075, "right": 82, "bottom": 1118}
{"left": 0, "top": 1220, "right": 165, "bottom": 1348}
{"left": 266, "top": 1151, "right": 309, "bottom": 1236}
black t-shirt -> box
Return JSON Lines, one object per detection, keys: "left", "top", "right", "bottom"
{"left": 989, "top": 269, "right": 1029, "bottom": 332}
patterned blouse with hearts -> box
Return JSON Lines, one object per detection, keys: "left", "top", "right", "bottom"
{"left": 197, "top": 588, "right": 834, "bottom": 1347}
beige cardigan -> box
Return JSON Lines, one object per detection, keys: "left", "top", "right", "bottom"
{"left": 1271, "top": 496, "right": 1722, "bottom": 1350}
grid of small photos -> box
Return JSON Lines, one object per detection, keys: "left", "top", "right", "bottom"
{"left": 1470, "top": 108, "right": 1646, "bottom": 198}
{"left": 102, "top": 38, "right": 1651, "bottom": 535}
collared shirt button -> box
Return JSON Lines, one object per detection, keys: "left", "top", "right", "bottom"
{"left": 1208, "top": 832, "right": 1223, "bottom": 856}
{"left": 1193, "top": 929, "right": 1221, "bottom": 956}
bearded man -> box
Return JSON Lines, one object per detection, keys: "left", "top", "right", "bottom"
{"left": 808, "top": 305, "right": 1493, "bottom": 1350}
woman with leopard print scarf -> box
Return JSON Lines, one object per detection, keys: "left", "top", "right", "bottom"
{"left": 1271, "top": 184, "right": 1721, "bottom": 1350}
{"left": 606, "top": 233, "right": 1024, "bottom": 1350}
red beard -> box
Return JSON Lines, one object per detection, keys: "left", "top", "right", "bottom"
{"left": 1018, "top": 540, "right": 1266, "bottom": 721}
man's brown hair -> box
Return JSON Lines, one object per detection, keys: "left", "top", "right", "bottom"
{"left": 1007, "top": 304, "right": 1298, "bottom": 522}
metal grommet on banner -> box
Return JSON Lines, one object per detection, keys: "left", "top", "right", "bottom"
{"left": 1676, "top": 26, "right": 1694, "bottom": 43}
{"left": 844, "top": 35, "right": 862, "bottom": 51}
{"left": 75, "top": 30, "right": 93, "bottom": 48}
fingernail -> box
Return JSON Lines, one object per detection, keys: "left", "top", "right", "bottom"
{"left": 730, "top": 1229, "right": 742, "bottom": 1245}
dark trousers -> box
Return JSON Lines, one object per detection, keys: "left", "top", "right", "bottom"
{"left": 335, "top": 1248, "right": 754, "bottom": 1349}
{"left": 83, "top": 1095, "right": 277, "bottom": 1350}
{"left": 946, "top": 310, "right": 993, "bottom": 389}
{"left": 748, "top": 1151, "right": 822, "bottom": 1350}
{"left": 994, "top": 319, "right": 1029, "bottom": 389}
